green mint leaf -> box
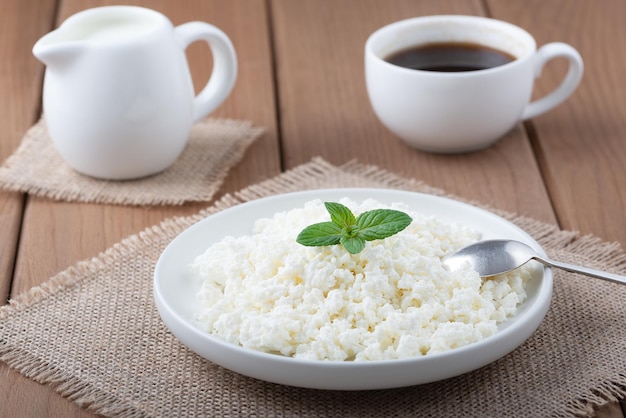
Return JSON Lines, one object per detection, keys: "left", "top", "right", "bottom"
{"left": 296, "top": 202, "right": 412, "bottom": 254}
{"left": 324, "top": 202, "right": 356, "bottom": 228}
{"left": 296, "top": 221, "right": 342, "bottom": 247}
{"left": 340, "top": 236, "right": 366, "bottom": 254}
{"left": 355, "top": 209, "right": 412, "bottom": 241}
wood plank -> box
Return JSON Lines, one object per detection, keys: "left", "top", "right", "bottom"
{"left": 271, "top": 0, "right": 557, "bottom": 224}
{"left": 0, "top": 0, "right": 56, "bottom": 301}
{"left": 13, "top": 0, "right": 280, "bottom": 291}
{"left": 0, "top": 193, "right": 22, "bottom": 303}
{"left": 3, "top": 0, "right": 279, "bottom": 416}
{"left": 0, "top": 2, "right": 89, "bottom": 416}
{"left": 488, "top": 2, "right": 626, "bottom": 416}
{"left": 488, "top": 0, "right": 626, "bottom": 247}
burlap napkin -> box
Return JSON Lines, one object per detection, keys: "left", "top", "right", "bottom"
{"left": 1, "top": 158, "right": 625, "bottom": 417}
{"left": 0, "top": 117, "right": 263, "bottom": 205}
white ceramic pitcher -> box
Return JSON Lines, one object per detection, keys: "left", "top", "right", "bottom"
{"left": 33, "top": 6, "right": 237, "bottom": 180}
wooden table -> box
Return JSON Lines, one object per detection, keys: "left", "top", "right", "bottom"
{"left": 1, "top": 0, "right": 625, "bottom": 416}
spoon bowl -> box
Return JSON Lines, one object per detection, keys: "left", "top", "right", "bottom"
{"left": 444, "top": 239, "right": 626, "bottom": 285}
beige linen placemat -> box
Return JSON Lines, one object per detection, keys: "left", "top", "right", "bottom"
{"left": 0, "top": 117, "right": 263, "bottom": 205}
{"left": 1, "top": 158, "right": 625, "bottom": 417}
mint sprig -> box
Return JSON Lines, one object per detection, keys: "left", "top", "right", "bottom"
{"left": 296, "top": 202, "right": 412, "bottom": 254}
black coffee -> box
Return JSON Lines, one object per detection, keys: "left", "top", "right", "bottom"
{"left": 385, "top": 42, "right": 516, "bottom": 72}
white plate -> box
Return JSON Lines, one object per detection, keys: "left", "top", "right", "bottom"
{"left": 154, "top": 188, "right": 552, "bottom": 390}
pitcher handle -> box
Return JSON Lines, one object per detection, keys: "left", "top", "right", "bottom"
{"left": 175, "top": 22, "right": 237, "bottom": 123}
{"left": 521, "top": 42, "right": 583, "bottom": 120}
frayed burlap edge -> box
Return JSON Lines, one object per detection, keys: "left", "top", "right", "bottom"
{"left": 1, "top": 157, "right": 625, "bottom": 417}
{"left": 0, "top": 193, "right": 242, "bottom": 317}
{"left": 0, "top": 343, "right": 143, "bottom": 416}
{"left": 340, "top": 159, "right": 626, "bottom": 417}
{"left": 0, "top": 197, "right": 243, "bottom": 416}
{"left": 0, "top": 118, "right": 264, "bottom": 206}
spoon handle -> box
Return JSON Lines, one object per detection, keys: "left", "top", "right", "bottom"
{"left": 533, "top": 256, "right": 626, "bottom": 285}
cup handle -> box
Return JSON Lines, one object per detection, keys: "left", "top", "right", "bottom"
{"left": 175, "top": 22, "right": 238, "bottom": 123}
{"left": 521, "top": 42, "right": 583, "bottom": 120}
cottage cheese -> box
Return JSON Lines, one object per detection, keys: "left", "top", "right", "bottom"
{"left": 191, "top": 198, "right": 531, "bottom": 361}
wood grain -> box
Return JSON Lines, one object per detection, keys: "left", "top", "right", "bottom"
{"left": 488, "top": 2, "right": 626, "bottom": 416}
{"left": 270, "top": 0, "right": 557, "bottom": 223}
{"left": 3, "top": 0, "right": 279, "bottom": 416}
{"left": 2, "top": 1, "right": 625, "bottom": 416}
{"left": 0, "top": 0, "right": 56, "bottom": 302}
{"left": 488, "top": 0, "right": 626, "bottom": 247}
{"left": 13, "top": 0, "right": 280, "bottom": 289}
{"left": 0, "top": 2, "right": 94, "bottom": 416}
{"left": 0, "top": 11, "right": 49, "bottom": 417}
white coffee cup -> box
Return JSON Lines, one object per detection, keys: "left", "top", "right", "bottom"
{"left": 365, "top": 15, "right": 583, "bottom": 153}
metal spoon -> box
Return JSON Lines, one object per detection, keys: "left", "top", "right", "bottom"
{"left": 443, "top": 239, "right": 626, "bottom": 285}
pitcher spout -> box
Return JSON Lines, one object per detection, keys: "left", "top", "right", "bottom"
{"left": 33, "top": 30, "right": 84, "bottom": 69}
